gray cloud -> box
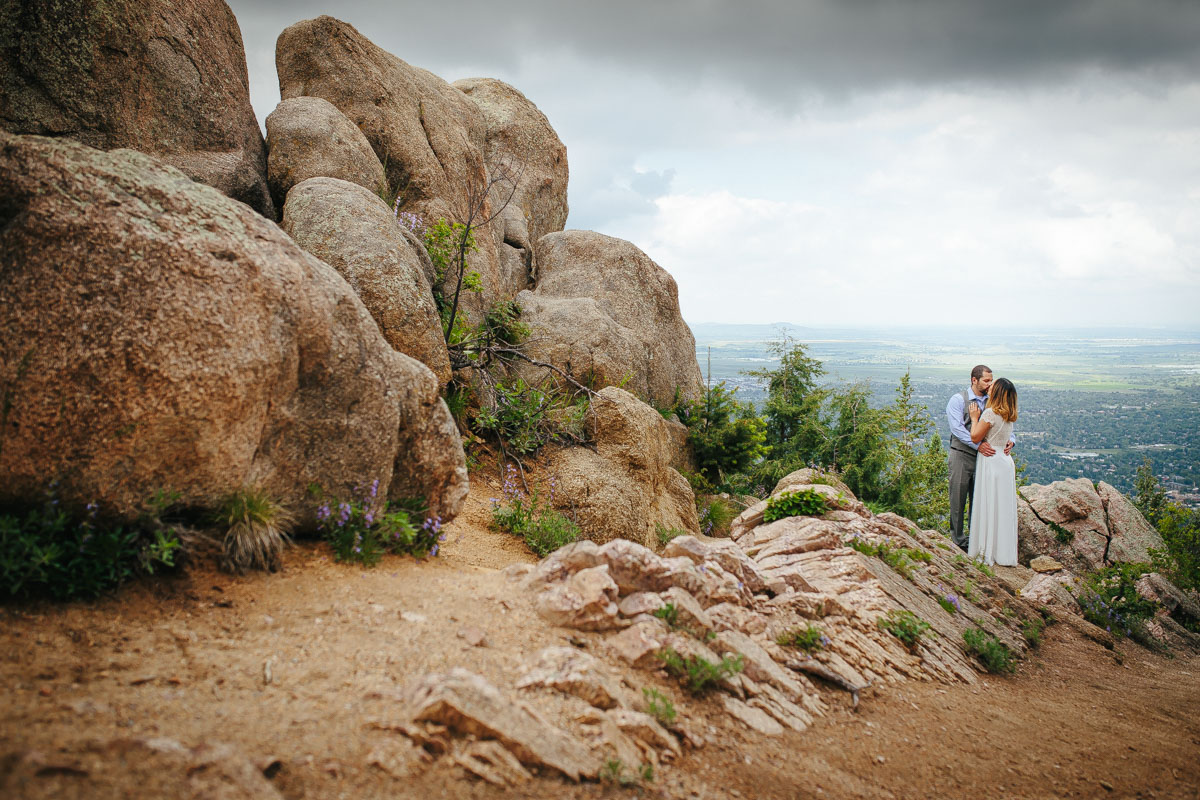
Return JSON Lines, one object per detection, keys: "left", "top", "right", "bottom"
{"left": 233, "top": 0, "right": 1200, "bottom": 106}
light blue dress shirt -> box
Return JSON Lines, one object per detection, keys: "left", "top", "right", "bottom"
{"left": 946, "top": 389, "right": 1016, "bottom": 451}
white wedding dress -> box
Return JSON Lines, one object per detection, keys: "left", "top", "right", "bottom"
{"left": 968, "top": 408, "right": 1018, "bottom": 566}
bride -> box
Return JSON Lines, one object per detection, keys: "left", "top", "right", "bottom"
{"left": 967, "top": 378, "right": 1019, "bottom": 566}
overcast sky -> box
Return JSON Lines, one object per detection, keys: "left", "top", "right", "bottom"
{"left": 229, "top": 0, "right": 1200, "bottom": 328}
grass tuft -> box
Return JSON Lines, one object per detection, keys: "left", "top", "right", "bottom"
{"left": 215, "top": 487, "right": 292, "bottom": 574}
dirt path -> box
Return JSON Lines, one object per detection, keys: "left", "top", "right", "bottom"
{"left": 2, "top": 483, "right": 1198, "bottom": 800}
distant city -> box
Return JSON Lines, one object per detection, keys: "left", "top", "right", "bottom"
{"left": 690, "top": 323, "right": 1200, "bottom": 508}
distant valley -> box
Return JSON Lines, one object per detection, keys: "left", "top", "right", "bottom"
{"left": 690, "top": 323, "right": 1200, "bottom": 506}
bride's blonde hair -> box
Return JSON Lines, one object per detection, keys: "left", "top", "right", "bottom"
{"left": 987, "top": 378, "right": 1018, "bottom": 422}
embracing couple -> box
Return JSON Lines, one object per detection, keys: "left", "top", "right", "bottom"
{"left": 946, "top": 365, "right": 1019, "bottom": 566}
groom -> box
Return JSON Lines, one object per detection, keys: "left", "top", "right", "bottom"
{"left": 945, "top": 365, "right": 1014, "bottom": 551}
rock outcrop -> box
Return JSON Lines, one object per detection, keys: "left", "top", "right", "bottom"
{"left": 0, "top": 738, "right": 283, "bottom": 800}
{"left": 0, "top": 134, "right": 466, "bottom": 522}
{"left": 454, "top": 78, "right": 569, "bottom": 297}
{"left": 1018, "top": 478, "right": 1164, "bottom": 571}
{"left": 517, "top": 231, "right": 705, "bottom": 406}
{"left": 546, "top": 388, "right": 698, "bottom": 548}
{"left": 519, "top": 467, "right": 1049, "bottom": 738}
{"left": 0, "top": 0, "right": 273, "bottom": 217}
{"left": 265, "top": 97, "right": 387, "bottom": 210}
{"left": 275, "top": 16, "right": 504, "bottom": 318}
{"left": 281, "top": 177, "right": 451, "bottom": 385}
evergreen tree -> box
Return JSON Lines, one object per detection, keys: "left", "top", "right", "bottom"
{"left": 678, "top": 382, "right": 766, "bottom": 487}
{"left": 1133, "top": 457, "right": 1168, "bottom": 526}
{"left": 878, "top": 371, "right": 949, "bottom": 529}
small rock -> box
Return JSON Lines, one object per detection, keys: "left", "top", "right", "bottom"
{"left": 1030, "top": 556, "right": 1064, "bottom": 573}
{"left": 721, "top": 695, "right": 783, "bottom": 736}
{"left": 534, "top": 564, "right": 624, "bottom": 631}
{"left": 875, "top": 754, "right": 886, "bottom": 764}
{"left": 619, "top": 592, "right": 666, "bottom": 617}
{"left": 604, "top": 620, "right": 669, "bottom": 669}
{"left": 517, "top": 647, "right": 628, "bottom": 709}
{"left": 457, "top": 627, "right": 489, "bottom": 647}
{"left": 405, "top": 668, "right": 600, "bottom": 780}
{"left": 400, "top": 611, "right": 428, "bottom": 624}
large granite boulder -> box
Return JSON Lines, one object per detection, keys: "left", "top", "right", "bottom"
{"left": 1016, "top": 491, "right": 1107, "bottom": 574}
{"left": 454, "top": 78, "right": 569, "bottom": 297}
{"left": 265, "top": 96, "right": 387, "bottom": 211}
{"left": 275, "top": 16, "right": 503, "bottom": 317}
{"left": 281, "top": 177, "right": 451, "bottom": 385}
{"left": 1017, "top": 478, "right": 1165, "bottom": 572}
{"left": 0, "top": 133, "right": 466, "bottom": 522}
{"left": 516, "top": 231, "right": 704, "bottom": 407}
{"left": 0, "top": 0, "right": 273, "bottom": 218}
{"left": 1097, "top": 481, "right": 1165, "bottom": 564}
{"left": 546, "top": 388, "right": 698, "bottom": 548}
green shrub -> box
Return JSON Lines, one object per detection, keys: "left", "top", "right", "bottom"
{"left": 973, "top": 559, "right": 995, "bottom": 577}
{"left": 641, "top": 687, "right": 677, "bottom": 726}
{"left": 1049, "top": 521, "right": 1074, "bottom": 545}
{"left": 653, "top": 602, "right": 680, "bottom": 629}
{"left": 877, "top": 609, "right": 931, "bottom": 648}
{"left": 656, "top": 647, "right": 744, "bottom": 694}
{"left": 847, "top": 536, "right": 925, "bottom": 580}
{"left": 655, "top": 523, "right": 688, "bottom": 547}
{"left": 490, "top": 465, "right": 580, "bottom": 558}
{"left": 215, "top": 487, "right": 292, "bottom": 574}
{"left": 1149, "top": 504, "right": 1200, "bottom": 592}
{"left": 474, "top": 377, "right": 587, "bottom": 455}
{"left": 1022, "top": 617, "right": 1045, "bottom": 648}
{"left": 697, "top": 495, "right": 738, "bottom": 537}
{"left": 676, "top": 382, "right": 766, "bottom": 487}
{"left": 0, "top": 486, "right": 181, "bottom": 601}
{"left": 962, "top": 628, "right": 1016, "bottom": 674}
{"left": 776, "top": 623, "right": 830, "bottom": 653}
{"left": 764, "top": 489, "right": 830, "bottom": 522}
{"left": 313, "top": 480, "right": 439, "bottom": 566}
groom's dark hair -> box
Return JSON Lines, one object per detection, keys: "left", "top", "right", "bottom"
{"left": 971, "top": 364, "right": 992, "bottom": 381}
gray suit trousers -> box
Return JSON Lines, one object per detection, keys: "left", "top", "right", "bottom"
{"left": 948, "top": 444, "right": 978, "bottom": 550}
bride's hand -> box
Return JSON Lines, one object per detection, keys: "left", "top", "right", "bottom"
{"left": 968, "top": 403, "right": 981, "bottom": 421}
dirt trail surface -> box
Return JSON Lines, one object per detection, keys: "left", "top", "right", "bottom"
{"left": 3, "top": 479, "right": 1199, "bottom": 800}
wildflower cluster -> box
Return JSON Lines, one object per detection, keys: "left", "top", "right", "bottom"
{"left": 314, "top": 480, "right": 441, "bottom": 566}
{"left": 936, "top": 584, "right": 961, "bottom": 614}
{"left": 1077, "top": 592, "right": 1136, "bottom": 639}
{"left": 1074, "top": 563, "right": 1156, "bottom": 641}
{"left": 393, "top": 207, "right": 426, "bottom": 239}
{"left": 490, "top": 465, "right": 580, "bottom": 558}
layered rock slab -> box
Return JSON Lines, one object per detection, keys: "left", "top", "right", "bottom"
{"left": 0, "top": 133, "right": 466, "bottom": 522}
{"left": 517, "top": 231, "right": 704, "bottom": 406}
{"left": 281, "top": 177, "right": 450, "bottom": 385}
{"left": 0, "top": 0, "right": 273, "bottom": 217}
